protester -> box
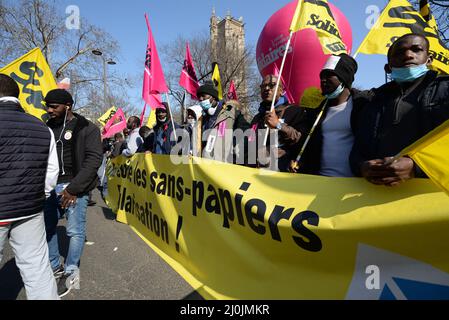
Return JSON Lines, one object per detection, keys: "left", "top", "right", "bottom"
{"left": 184, "top": 105, "right": 203, "bottom": 155}
{"left": 197, "top": 80, "right": 249, "bottom": 163}
{"left": 121, "top": 116, "right": 143, "bottom": 157}
{"left": 0, "top": 74, "right": 60, "bottom": 300}
{"left": 44, "top": 89, "right": 102, "bottom": 297}
{"left": 290, "top": 53, "right": 373, "bottom": 176}
{"left": 111, "top": 133, "right": 126, "bottom": 158}
{"left": 250, "top": 74, "right": 305, "bottom": 172}
{"left": 137, "top": 126, "right": 153, "bottom": 153}
{"left": 350, "top": 33, "right": 449, "bottom": 186}
{"left": 151, "top": 103, "right": 180, "bottom": 155}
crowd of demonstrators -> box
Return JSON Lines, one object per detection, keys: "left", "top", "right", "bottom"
{"left": 43, "top": 89, "right": 102, "bottom": 298}
{"left": 250, "top": 74, "right": 306, "bottom": 172}
{"left": 0, "top": 74, "right": 60, "bottom": 300}
{"left": 350, "top": 33, "right": 449, "bottom": 186}
{"left": 3, "top": 31, "right": 449, "bottom": 300}
{"left": 290, "top": 53, "right": 374, "bottom": 176}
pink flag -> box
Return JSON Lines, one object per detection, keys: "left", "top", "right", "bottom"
{"left": 227, "top": 80, "right": 238, "bottom": 101}
{"left": 102, "top": 108, "right": 127, "bottom": 139}
{"left": 273, "top": 65, "right": 295, "bottom": 104}
{"left": 179, "top": 43, "right": 199, "bottom": 99}
{"left": 142, "top": 13, "right": 168, "bottom": 109}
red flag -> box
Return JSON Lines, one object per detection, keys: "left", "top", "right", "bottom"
{"left": 179, "top": 42, "right": 199, "bottom": 99}
{"left": 142, "top": 13, "right": 168, "bottom": 109}
{"left": 273, "top": 65, "right": 295, "bottom": 104}
{"left": 227, "top": 80, "right": 238, "bottom": 101}
{"left": 102, "top": 108, "right": 127, "bottom": 139}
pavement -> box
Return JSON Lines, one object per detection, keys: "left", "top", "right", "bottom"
{"left": 0, "top": 190, "right": 203, "bottom": 300}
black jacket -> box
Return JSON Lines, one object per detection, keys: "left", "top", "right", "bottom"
{"left": 298, "top": 89, "right": 374, "bottom": 175}
{"left": 0, "top": 101, "right": 51, "bottom": 220}
{"left": 350, "top": 71, "right": 449, "bottom": 177}
{"left": 250, "top": 97, "right": 306, "bottom": 172}
{"left": 48, "top": 113, "right": 103, "bottom": 196}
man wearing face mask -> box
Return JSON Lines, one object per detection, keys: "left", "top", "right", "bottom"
{"left": 121, "top": 116, "right": 143, "bottom": 157}
{"left": 151, "top": 103, "right": 180, "bottom": 155}
{"left": 350, "top": 33, "right": 449, "bottom": 186}
{"left": 43, "top": 89, "right": 102, "bottom": 297}
{"left": 184, "top": 105, "right": 203, "bottom": 155}
{"left": 290, "top": 53, "right": 373, "bottom": 176}
{"left": 197, "top": 81, "right": 249, "bottom": 163}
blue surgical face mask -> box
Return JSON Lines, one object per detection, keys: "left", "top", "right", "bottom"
{"left": 325, "top": 84, "right": 345, "bottom": 100}
{"left": 200, "top": 99, "right": 212, "bottom": 111}
{"left": 391, "top": 64, "right": 429, "bottom": 83}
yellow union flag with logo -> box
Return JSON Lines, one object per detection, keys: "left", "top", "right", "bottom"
{"left": 98, "top": 106, "right": 118, "bottom": 127}
{"left": 0, "top": 48, "right": 57, "bottom": 121}
{"left": 355, "top": 0, "right": 449, "bottom": 74}
{"left": 290, "top": 0, "right": 347, "bottom": 55}
{"left": 212, "top": 64, "right": 223, "bottom": 101}
{"left": 399, "top": 119, "right": 449, "bottom": 196}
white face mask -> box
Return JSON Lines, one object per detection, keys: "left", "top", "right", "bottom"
{"left": 207, "top": 107, "right": 217, "bottom": 116}
{"left": 187, "top": 119, "right": 196, "bottom": 125}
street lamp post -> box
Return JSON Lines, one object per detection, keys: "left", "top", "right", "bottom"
{"left": 92, "top": 49, "right": 116, "bottom": 110}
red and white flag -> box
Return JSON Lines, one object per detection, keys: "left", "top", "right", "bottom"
{"left": 227, "top": 80, "right": 238, "bottom": 101}
{"left": 102, "top": 108, "right": 127, "bottom": 139}
{"left": 179, "top": 42, "right": 199, "bottom": 99}
{"left": 273, "top": 64, "right": 295, "bottom": 104}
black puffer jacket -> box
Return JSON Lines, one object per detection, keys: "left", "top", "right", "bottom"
{"left": 0, "top": 100, "right": 51, "bottom": 220}
{"left": 350, "top": 71, "right": 449, "bottom": 177}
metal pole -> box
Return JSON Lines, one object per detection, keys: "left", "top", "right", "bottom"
{"left": 165, "top": 93, "right": 178, "bottom": 141}
{"left": 103, "top": 58, "right": 108, "bottom": 109}
{"left": 262, "top": 31, "right": 294, "bottom": 147}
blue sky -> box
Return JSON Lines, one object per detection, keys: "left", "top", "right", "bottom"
{"left": 57, "top": 0, "right": 391, "bottom": 106}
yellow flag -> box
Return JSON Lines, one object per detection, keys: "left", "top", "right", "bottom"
{"left": 355, "top": 0, "right": 449, "bottom": 74}
{"left": 399, "top": 119, "right": 449, "bottom": 196}
{"left": 147, "top": 108, "right": 157, "bottom": 128}
{"left": 0, "top": 48, "right": 57, "bottom": 121}
{"left": 212, "top": 64, "right": 223, "bottom": 100}
{"left": 419, "top": 0, "right": 438, "bottom": 31}
{"left": 289, "top": 0, "right": 347, "bottom": 55}
{"left": 98, "top": 106, "right": 117, "bottom": 127}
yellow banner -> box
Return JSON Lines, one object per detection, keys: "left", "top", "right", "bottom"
{"left": 290, "top": 0, "right": 347, "bottom": 55}
{"left": 106, "top": 155, "right": 449, "bottom": 300}
{"left": 98, "top": 106, "right": 118, "bottom": 127}
{"left": 0, "top": 48, "right": 57, "bottom": 121}
{"left": 355, "top": 0, "right": 449, "bottom": 74}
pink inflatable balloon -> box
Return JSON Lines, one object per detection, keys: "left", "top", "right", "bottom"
{"left": 256, "top": 1, "right": 353, "bottom": 106}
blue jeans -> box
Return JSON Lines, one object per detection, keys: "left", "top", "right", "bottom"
{"left": 44, "top": 183, "right": 89, "bottom": 275}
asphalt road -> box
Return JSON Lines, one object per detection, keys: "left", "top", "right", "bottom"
{"left": 0, "top": 190, "right": 202, "bottom": 300}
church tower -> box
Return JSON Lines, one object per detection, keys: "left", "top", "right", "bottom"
{"left": 210, "top": 9, "right": 247, "bottom": 102}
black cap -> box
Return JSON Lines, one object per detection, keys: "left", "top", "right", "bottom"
{"left": 197, "top": 80, "right": 219, "bottom": 100}
{"left": 44, "top": 89, "right": 74, "bottom": 105}
{"left": 320, "top": 53, "right": 358, "bottom": 89}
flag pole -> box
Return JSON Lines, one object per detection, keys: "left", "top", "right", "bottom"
{"left": 165, "top": 93, "right": 178, "bottom": 141}
{"left": 291, "top": 99, "right": 328, "bottom": 170}
{"left": 182, "top": 90, "right": 187, "bottom": 124}
{"left": 263, "top": 30, "right": 294, "bottom": 147}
